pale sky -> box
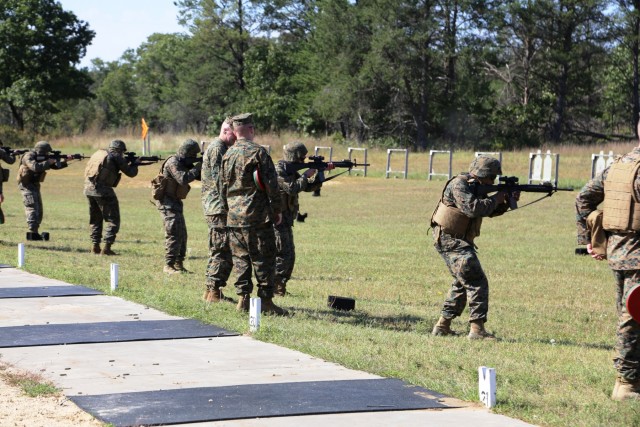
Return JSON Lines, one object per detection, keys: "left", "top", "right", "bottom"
{"left": 57, "top": 0, "right": 185, "bottom": 68}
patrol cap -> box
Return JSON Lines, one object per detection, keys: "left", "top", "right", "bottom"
{"left": 109, "top": 139, "right": 127, "bottom": 152}
{"left": 231, "top": 113, "right": 253, "bottom": 127}
{"left": 34, "top": 141, "right": 52, "bottom": 154}
{"left": 469, "top": 155, "right": 502, "bottom": 178}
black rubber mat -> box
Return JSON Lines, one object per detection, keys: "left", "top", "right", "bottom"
{"left": 0, "top": 319, "right": 238, "bottom": 348}
{"left": 70, "top": 378, "right": 450, "bottom": 425}
{"left": 0, "top": 264, "right": 13, "bottom": 268}
{"left": 0, "top": 286, "right": 103, "bottom": 298}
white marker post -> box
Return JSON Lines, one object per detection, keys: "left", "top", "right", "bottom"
{"left": 17, "top": 243, "right": 25, "bottom": 268}
{"left": 478, "top": 366, "right": 496, "bottom": 408}
{"left": 249, "top": 297, "right": 261, "bottom": 332}
{"left": 110, "top": 263, "right": 119, "bottom": 291}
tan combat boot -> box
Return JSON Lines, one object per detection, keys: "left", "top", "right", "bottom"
{"left": 432, "top": 316, "right": 458, "bottom": 336}
{"left": 203, "top": 288, "right": 230, "bottom": 303}
{"left": 261, "top": 297, "right": 289, "bottom": 316}
{"left": 274, "top": 282, "right": 287, "bottom": 297}
{"left": 236, "top": 294, "right": 250, "bottom": 312}
{"left": 91, "top": 243, "right": 101, "bottom": 254}
{"left": 101, "top": 243, "right": 117, "bottom": 256}
{"left": 163, "top": 264, "right": 180, "bottom": 275}
{"left": 468, "top": 320, "right": 496, "bottom": 340}
{"left": 612, "top": 376, "right": 640, "bottom": 401}
{"left": 174, "top": 260, "right": 191, "bottom": 273}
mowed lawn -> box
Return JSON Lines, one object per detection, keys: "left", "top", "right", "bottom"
{"left": 0, "top": 140, "right": 636, "bottom": 426}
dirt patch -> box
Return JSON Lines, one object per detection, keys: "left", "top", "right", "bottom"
{"left": 0, "top": 363, "right": 103, "bottom": 427}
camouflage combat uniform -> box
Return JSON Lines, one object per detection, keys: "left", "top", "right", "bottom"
{"left": 202, "top": 138, "right": 233, "bottom": 291}
{"left": 0, "top": 148, "right": 16, "bottom": 223}
{"left": 432, "top": 173, "right": 508, "bottom": 323}
{"left": 156, "top": 154, "right": 201, "bottom": 268}
{"left": 576, "top": 146, "right": 640, "bottom": 382}
{"left": 83, "top": 149, "right": 138, "bottom": 245}
{"left": 220, "top": 137, "right": 282, "bottom": 298}
{"left": 17, "top": 150, "right": 67, "bottom": 233}
{"left": 274, "top": 160, "right": 322, "bottom": 290}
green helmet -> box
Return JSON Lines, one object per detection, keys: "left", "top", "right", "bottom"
{"left": 178, "top": 139, "right": 201, "bottom": 158}
{"left": 469, "top": 156, "right": 502, "bottom": 178}
{"left": 34, "top": 141, "right": 52, "bottom": 154}
{"left": 283, "top": 142, "right": 308, "bottom": 163}
{"left": 109, "top": 139, "right": 127, "bottom": 153}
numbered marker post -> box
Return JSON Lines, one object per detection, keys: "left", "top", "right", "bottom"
{"left": 249, "top": 297, "right": 261, "bottom": 332}
{"left": 17, "top": 243, "right": 25, "bottom": 268}
{"left": 478, "top": 366, "right": 496, "bottom": 408}
{"left": 110, "top": 263, "right": 119, "bottom": 291}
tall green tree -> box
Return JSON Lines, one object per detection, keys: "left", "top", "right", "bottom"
{"left": 0, "top": 0, "right": 94, "bottom": 132}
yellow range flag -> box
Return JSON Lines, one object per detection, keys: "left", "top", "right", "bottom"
{"left": 141, "top": 118, "right": 149, "bottom": 140}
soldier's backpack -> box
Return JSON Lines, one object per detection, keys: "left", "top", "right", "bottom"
{"left": 151, "top": 158, "right": 170, "bottom": 200}
{"left": 84, "top": 150, "right": 109, "bottom": 182}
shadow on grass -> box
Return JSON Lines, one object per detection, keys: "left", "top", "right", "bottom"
{"left": 292, "top": 306, "right": 425, "bottom": 333}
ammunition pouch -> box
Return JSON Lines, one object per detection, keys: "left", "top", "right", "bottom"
{"left": 1, "top": 168, "right": 8, "bottom": 183}
{"left": 587, "top": 209, "right": 607, "bottom": 258}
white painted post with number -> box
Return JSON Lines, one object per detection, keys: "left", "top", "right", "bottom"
{"left": 17, "top": 243, "right": 25, "bottom": 268}
{"left": 250, "top": 297, "right": 261, "bottom": 332}
{"left": 110, "top": 263, "right": 119, "bottom": 291}
{"left": 478, "top": 366, "right": 496, "bottom": 408}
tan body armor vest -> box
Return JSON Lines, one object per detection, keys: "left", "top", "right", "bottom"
{"left": 430, "top": 175, "right": 482, "bottom": 241}
{"left": 603, "top": 159, "right": 640, "bottom": 232}
{"left": 85, "top": 150, "right": 121, "bottom": 187}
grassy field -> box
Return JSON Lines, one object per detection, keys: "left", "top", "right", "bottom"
{"left": 0, "top": 133, "right": 638, "bottom": 426}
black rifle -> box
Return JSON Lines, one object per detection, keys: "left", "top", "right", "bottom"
{"left": 479, "top": 175, "right": 574, "bottom": 210}
{"left": 281, "top": 155, "right": 370, "bottom": 183}
{"left": 35, "top": 151, "right": 88, "bottom": 162}
{"left": 124, "top": 151, "right": 163, "bottom": 166}
{"left": 0, "top": 147, "right": 29, "bottom": 157}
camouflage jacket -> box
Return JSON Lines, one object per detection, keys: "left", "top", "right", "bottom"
{"left": 157, "top": 155, "right": 201, "bottom": 211}
{"left": 275, "top": 160, "right": 322, "bottom": 227}
{"left": 441, "top": 173, "right": 507, "bottom": 219}
{"left": 0, "top": 149, "right": 16, "bottom": 195}
{"left": 576, "top": 146, "right": 640, "bottom": 270}
{"left": 18, "top": 150, "right": 67, "bottom": 190}
{"left": 220, "top": 138, "right": 282, "bottom": 227}
{"left": 201, "top": 138, "right": 228, "bottom": 217}
{"left": 83, "top": 150, "right": 138, "bottom": 197}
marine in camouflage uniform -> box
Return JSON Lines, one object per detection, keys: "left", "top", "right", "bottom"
{"left": 576, "top": 143, "right": 640, "bottom": 400}
{"left": 0, "top": 142, "right": 17, "bottom": 224}
{"left": 83, "top": 140, "right": 139, "bottom": 255}
{"left": 156, "top": 139, "right": 202, "bottom": 274}
{"left": 219, "top": 113, "right": 287, "bottom": 315}
{"left": 273, "top": 142, "right": 324, "bottom": 296}
{"left": 17, "top": 141, "right": 68, "bottom": 238}
{"left": 430, "top": 156, "right": 509, "bottom": 340}
{"left": 202, "top": 118, "right": 236, "bottom": 302}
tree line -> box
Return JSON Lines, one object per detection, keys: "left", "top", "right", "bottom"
{"left": 2, "top": 0, "right": 640, "bottom": 150}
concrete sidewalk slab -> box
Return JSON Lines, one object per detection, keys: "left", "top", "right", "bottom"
{"left": 0, "top": 268, "right": 536, "bottom": 426}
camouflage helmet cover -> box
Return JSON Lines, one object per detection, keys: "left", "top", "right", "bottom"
{"left": 469, "top": 156, "right": 502, "bottom": 178}
{"left": 469, "top": 155, "right": 502, "bottom": 178}
{"left": 109, "top": 139, "right": 127, "bottom": 152}
{"left": 34, "top": 141, "right": 52, "bottom": 154}
{"left": 178, "top": 138, "right": 201, "bottom": 158}
{"left": 283, "top": 142, "right": 308, "bottom": 163}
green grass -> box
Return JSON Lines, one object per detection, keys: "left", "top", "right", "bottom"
{"left": 0, "top": 142, "right": 639, "bottom": 426}
{"left": 0, "top": 362, "right": 60, "bottom": 397}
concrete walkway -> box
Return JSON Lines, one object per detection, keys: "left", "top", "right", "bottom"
{"left": 0, "top": 267, "right": 535, "bottom": 426}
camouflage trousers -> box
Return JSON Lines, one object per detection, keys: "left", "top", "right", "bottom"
{"left": 20, "top": 187, "right": 43, "bottom": 232}
{"left": 274, "top": 224, "right": 295, "bottom": 285}
{"left": 205, "top": 215, "right": 233, "bottom": 290}
{"left": 87, "top": 195, "right": 120, "bottom": 244}
{"left": 228, "top": 222, "right": 276, "bottom": 298}
{"left": 158, "top": 206, "right": 187, "bottom": 265}
{"left": 613, "top": 270, "right": 640, "bottom": 382}
{"left": 433, "top": 227, "right": 489, "bottom": 322}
